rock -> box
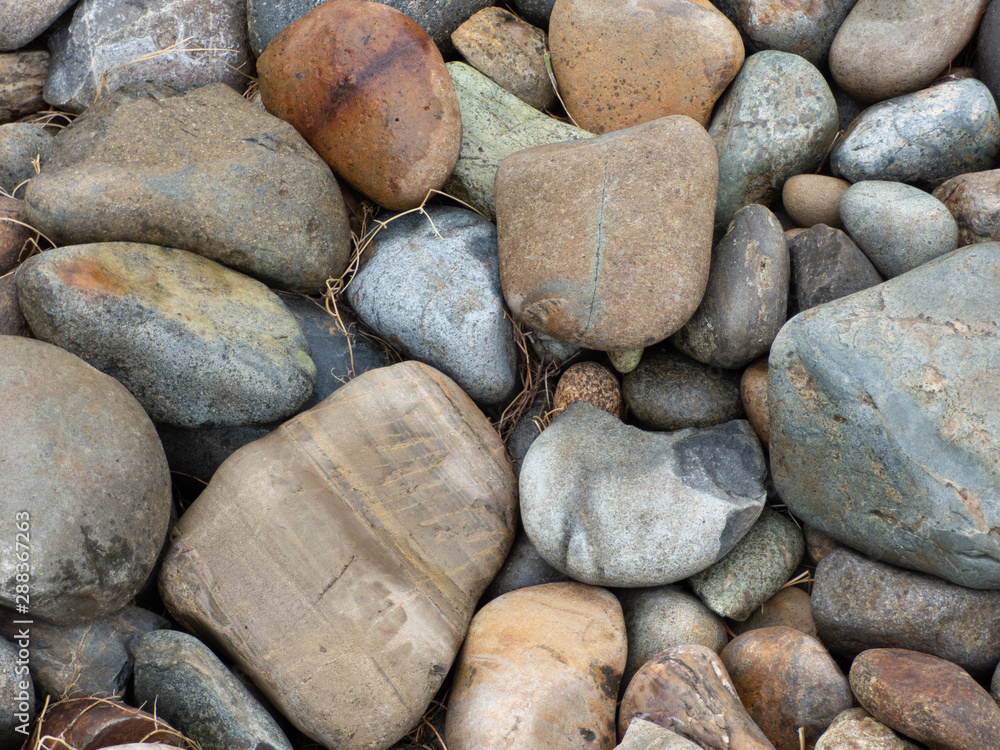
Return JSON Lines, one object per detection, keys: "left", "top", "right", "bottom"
{"left": 0, "top": 195, "right": 30, "bottom": 276}
{"left": 17, "top": 242, "right": 316, "bottom": 428}
{"left": 160, "top": 362, "right": 517, "bottom": 750}
{"left": 815, "top": 708, "right": 923, "bottom": 750}
{"left": 348, "top": 206, "right": 519, "bottom": 407}
{"left": 609, "top": 348, "right": 643, "bottom": 374}
{"left": 850, "top": 649, "right": 1000, "bottom": 750}
{"left": 24, "top": 82, "right": 351, "bottom": 294}
{"left": 446, "top": 582, "right": 626, "bottom": 750}
{"left": 730, "top": 586, "right": 817, "bottom": 638}
{"left": 710, "top": 51, "right": 838, "bottom": 237}
{"left": 830, "top": 79, "right": 1000, "bottom": 187}
{"left": 782, "top": 174, "right": 851, "bottom": 229}
{"left": 257, "top": 0, "right": 462, "bottom": 211}
{"left": 497, "top": 116, "right": 717, "bottom": 351}
{"left": 812, "top": 547, "right": 1000, "bottom": 676}
{"left": 689, "top": 509, "right": 805, "bottom": 621}
{"left": 618, "top": 585, "right": 728, "bottom": 690}
{"left": 0, "top": 635, "right": 34, "bottom": 745}
{"left": 528, "top": 330, "right": 583, "bottom": 365}
{"left": 513, "top": 0, "right": 555, "bottom": 27}
{"left": 134, "top": 630, "right": 293, "bottom": 750}
{"left": 549, "top": 0, "right": 743, "bottom": 132}
{"left": 721, "top": 627, "right": 852, "bottom": 750}
{"left": 840, "top": 181, "right": 959, "bottom": 278}
{"left": 480, "top": 527, "right": 570, "bottom": 604}
{"left": 740, "top": 358, "right": 770, "bottom": 446}
{"left": 0, "top": 337, "right": 171, "bottom": 624}
{"left": 830, "top": 0, "right": 989, "bottom": 103}
{"left": 933, "top": 169, "right": 1000, "bottom": 246}
{"left": 44, "top": 0, "right": 251, "bottom": 113}
{"left": 993, "top": 662, "right": 1000, "bottom": 704}
{"left": 623, "top": 345, "right": 744, "bottom": 431}
{"left": 0, "top": 273, "right": 27, "bottom": 336}
{"left": 979, "top": 0, "right": 1000, "bottom": 110}
{"left": 553, "top": 361, "right": 623, "bottom": 419}
{"left": 617, "top": 719, "right": 703, "bottom": 750}
{"left": 769, "top": 243, "right": 1000, "bottom": 589}
{"left": 672, "top": 204, "right": 789, "bottom": 369}
{"left": 520, "top": 403, "right": 766, "bottom": 587}
{"left": 0, "top": 0, "right": 76, "bottom": 50}
{"left": 507, "top": 395, "right": 549, "bottom": 479}
{"left": 451, "top": 7, "right": 555, "bottom": 111}
{"left": 787, "top": 224, "right": 883, "bottom": 312}
{"left": 27, "top": 698, "right": 197, "bottom": 750}
{"left": 0, "top": 123, "right": 51, "bottom": 195}
{"left": 619, "top": 644, "right": 776, "bottom": 750}
{"left": 804, "top": 526, "right": 840, "bottom": 565}
{"left": 445, "top": 61, "right": 590, "bottom": 219}
{"left": 0, "top": 51, "right": 49, "bottom": 122}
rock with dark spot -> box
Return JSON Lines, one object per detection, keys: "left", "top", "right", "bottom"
{"left": 0, "top": 635, "right": 34, "bottom": 746}
{"left": 0, "top": 123, "right": 51, "bottom": 194}
{"left": 815, "top": 708, "right": 923, "bottom": 750}
{"left": 479, "top": 527, "right": 570, "bottom": 604}
{"left": 788, "top": 224, "right": 883, "bottom": 311}
{"left": 933, "top": 169, "right": 1000, "bottom": 246}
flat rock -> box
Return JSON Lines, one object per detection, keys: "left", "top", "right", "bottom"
{"left": 17, "top": 242, "right": 316, "bottom": 428}
{"left": 44, "top": 0, "right": 251, "bottom": 113}
{"left": 497, "top": 116, "right": 717, "bottom": 350}
{"left": 549, "top": 0, "right": 744, "bottom": 132}
{"left": 769, "top": 243, "right": 1000, "bottom": 589}
{"left": 0, "top": 50, "right": 49, "bottom": 122}
{"left": 831, "top": 79, "right": 1000, "bottom": 186}
{"left": 782, "top": 174, "right": 851, "bottom": 229}
{"left": 730, "top": 586, "right": 816, "bottom": 638}
{"left": 0, "top": 195, "right": 30, "bottom": 276}
{"left": 24, "top": 82, "right": 351, "bottom": 294}
{"left": 479, "top": 527, "right": 570, "bottom": 604}
{"left": 788, "top": 224, "right": 883, "bottom": 312}
{"left": 618, "top": 720, "right": 703, "bottom": 750}
{"left": 445, "top": 583, "right": 626, "bottom": 750}
{"left": 257, "top": 0, "right": 462, "bottom": 211}
{"left": 0, "top": 123, "right": 51, "bottom": 194}
{"left": 933, "top": 169, "right": 1000, "bottom": 246}
{"left": 348, "top": 206, "right": 519, "bottom": 407}
{"left": 0, "top": 337, "right": 171, "bottom": 624}
{"left": 520, "top": 403, "right": 766, "bottom": 587}
{"left": 815, "top": 708, "right": 923, "bottom": 750}
{"left": 0, "top": 0, "right": 76, "bottom": 50}
{"left": 0, "top": 636, "right": 34, "bottom": 745}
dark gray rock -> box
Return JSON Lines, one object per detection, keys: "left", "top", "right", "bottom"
{"left": 0, "top": 337, "right": 172, "bottom": 624}
{"left": 156, "top": 423, "right": 273, "bottom": 484}
{"left": 979, "top": 0, "right": 1000, "bottom": 111}
{"left": 134, "top": 630, "right": 293, "bottom": 750}
{"left": 512, "top": 0, "right": 555, "bottom": 27}
{"left": 507, "top": 394, "right": 548, "bottom": 478}
{"left": 788, "top": 224, "right": 883, "bottom": 311}
{"left": 933, "top": 169, "right": 1000, "bottom": 246}
{"left": 479, "top": 527, "right": 569, "bottom": 605}
{"left": 528, "top": 330, "right": 583, "bottom": 365}
{"left": 831, "top": 79, "right": 1000, "bottom": 187}
{"left": 0, "top": 635, "right": 33, "bottom": 746}
{"left": 0, "top": 0, "right": 76, "bottom": 50}
{"left": 672, "top": 204, "right": 789, "bottom": 369}
{"left": 623, "top": 345, "right": 744, "bottom": 431}
{"left": 25, "top": 82, "right": 351, "bottom": 295}
{"left": 0, "top": 123, "right": 51, "bottom": 195}
{"left": 520, "top": 403, "right": 767, "bottom": 587}
{"left": 0, "top": 273, "right": 28, "bottom": 336}
{"left": 349, "top": 206, "right": 519, "bottom": 407}
{"left": 770, "top": 243, "right": 1000, "bottom": 589}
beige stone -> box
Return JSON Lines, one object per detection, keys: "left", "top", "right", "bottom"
{"left": 0, "top": 50, "right": 48, "bottom": 123}
{"left": 740, "top": 357, "right": 770, "bottom": 445}
{"left": 783, "top": 174, "right": 851, "bottom": 229}
{"left": 731, "top": 586, "right": 817, "bottom": 639}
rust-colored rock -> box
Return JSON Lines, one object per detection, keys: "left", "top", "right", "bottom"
{"left": 445, "top": 582, "right": 626, "bottom": 750}
{"left": 25, "top": 698, "right": 195, "bottom": 750}
{"left": 721, "top": 626, "right": 853, "bottom": 750}
{"left": 933, "top": 168, "right": 1000, "bottom": 246}
{"left": 553, "top": 361, "right": 623, "bottom": 419}
{"left": 0, "top": 195, "right": 30, "bottom": 275}
{"left": 549, "top": 0, "right": 744, "bottom": 133}
{"left": 740, "top": 356, "right": 769, "bottom": 446}
{"left": 782, "top": 174, "right": 850, "bottom": 229}
{"left": 730, "top": 586, "right": 817, "bottom": 639}
{"left": 257, "top": 0, "right": 462, "bottom": 210}
{"left": 850, "top": 649, "right": 1000, "bottom": 750}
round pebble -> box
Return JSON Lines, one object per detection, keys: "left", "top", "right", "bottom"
{"left": 553, "top": 361, "right": 623, "bottom": 419}
{"left": 783, "top": 174, "right": 851, "bottom": 229}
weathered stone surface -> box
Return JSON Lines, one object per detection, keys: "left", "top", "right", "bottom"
{"left": 160, "top": 361, "right": 517, "bottom": 750}
{"left": 850, "top": 649, "right": 1000, "bottom": 750}
{"left": 349, "top": 206, "right": 518, "bottom": 407}
{"left": 549, "top": 0, "right": 743, "bottom": 132}
{"left": 553, "top": 361, "right": 623, "bottom": 419}
{"left": 815, "top": 708, "right": 923, "bottom": 750}
{"left": 740, "top": 357, "right": 770, "bottom": 446}
{"left": 446, "top": 583, "right": 626, "bottom": 750}
{"left": 831, "top": 79, "right": 1000, "bottom": 186}
{"left": 0, "top": 273, "right": 27, "bottom": 335}
{"left": 44, "top": 0, "right": 251, "bottom": 113}
{"left": 769, "top": 243, "right": 1000, "bottom": 589}
{"left": 933, "top": 169, "right": 1000, "bottom": 246}
{"left": 480, "top": 527, "right": 570, "bottom": 604}
{"left": 730, "top": 586, "right": 816, "bottom": 638}
{"left": 840, "top": 181, "right": 958, "bottom": 278}
{"left": 521, "top": 403, "right": 766, "bottom": 587}
{"left": 0, "top": 635, "right": 33, "bottom": 746}
{"left": 993, "top": 662, "right": 1000, "bottom": 705}
{"left": 0, "top": 123, "right": 51, "bottom": 195}
{"left": 497, "top": 116, "right": 717, "bottom": 350}
{"left": 24, "top": 82, "right": 351, "bottom": 294}
{"left": 782, "top": 174, "right": 851, "bottom": 229}
{"left": 710, "top": 51, "right": 838, "bottom": 237}
{"left": 672, "top": 204, "right": 789, "bottom": 369}
{"left": 812, "top": 547, "right": 1000, "bottom": 676}
{"left": 830, "top": 0, "right": 989, "bottom": 103}
{"left": 788, "top": 224, "right": 883, "bottom": 312}
{"left": 0, "top": 0, "right": 76, "bottom": 50}
{"left": 0, "top": 51, "right": 49, "bottom": 123}
{"left": 0, "top": 337, "right": 171, "bottom": 624}
{"left": 618, "top": 720, "right": 703, "bottom": 750}
{"left": 257, "top": 0, "right": 462, "bottom": 211}
{"left": 0, "top": 195, "right": 30, "bottom": 276}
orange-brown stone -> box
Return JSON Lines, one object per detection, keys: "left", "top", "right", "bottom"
{"left": 553, "top": 361, "right": 623, "bottom": 419}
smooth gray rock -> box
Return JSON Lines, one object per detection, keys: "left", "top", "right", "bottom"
{"left": 44, "top": 0, "right": 251, "bottom": 113}
{"left": 831, "top": 79, "right": 1000, "bottom": 186}
{"left": 672, "top": 204, "right": 789, "bottom": 369}
{"left": 512, "top": 0, "right": 555, "bottom": 27}
{"left": 815, "top": 708, "right": 924, "bottom": 750}
{"left": 617, "top": 719, "right": 703, "bottom": 750}
{"left": 840, "top": 181, "right": 958, "bottom": 278}
{"left": 17, "top": 242, "right": 316, "bottom": 428}
{"left": 507, "top": 394, "right": 548, "bottom": 478}
{"left": 788, "top": 224, "right": 883, "bottom": 312}
{"left": 0, "top": 123, "right": 51, "bottom": 195}
{"left": 769, "top": 243, "right": 1000, "bottom": 589}
{"left": 0, "top": 636, "right": 33, "bottom": 746}
{"left": 0, "top": 337, "right": 172, "bottom": 624}
{"left": 348, "top": 206, "right": 519, "bottom": 407}
{"left": 709, "top": 50, "right": 838, "bottom": 237}
{"left": 520, "top": 403, "right": 767, "bottom": 587}
{"left": 0, "top": 0, "right": 76, "bottom": 50}
{"left": 933, "top": 169, "right": 1000, "bottom": 246}
{"left": 134, "top": 630, "right": 293, "bottom": 750}
{"left": 25, "top": 82, "right": 351, "bottom": 294}
{"left": 479, "top": 527, "right": 570, "bottom": 605}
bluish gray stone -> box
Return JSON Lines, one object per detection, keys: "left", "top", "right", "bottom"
{"left": 831, "top": 78, "right": 1000, "bottom": 186}
{"left": 769, "top": 242, "right": 1000, "bottom": 589}
{"left": 508, "top": 394, "right": 548, "bottom": 478}
{"left": 0, "top": 123, "right": 51, "bottom": 195}
{"left": 840, "top": 181, "right": 958, "bottom": 278}
{"left": 348, "top": 206, "right": 519, "bottom": 407}
{"left": 709, "top": 51, "right": 838, "bottom": 237}
{"left": 520, "top": 403, "right": 767, "bottom": 587}
{"left": 0, "top": 0, "right": 76, "bottom": 50}
{"left": 788, "top": 224, "right": 883, "bottom": 312}
{"left": 0, "top": 636, "right": 33, "bottom": 746}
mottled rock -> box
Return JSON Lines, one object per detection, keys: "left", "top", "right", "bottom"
{"left": 933, "top": 169, "right": 1000, "bottom": 246}
{"left": 24, "top": 82, "right": 351, "bottom": 294}
{"left": 618, "top": 720, "right": 703, "bottom": 750}
{"left": 521, "top": 403, "right": 766, "bottom": 587}
{"left": 0, "top": 123, "right": 51, "bottom": 194}
{"left": 788, "top": 224, "right": 883, "bottom": 311}
{"left": 0, "top": 195, "right": 30, "bottom": 276}
{"left": 0, "top": 337, "right": 171, "bottom": 624}
{"left": 257, "top": 0, "right": 462, "bottom": 210}
{"left": 446, "top": 583, "right": 626, "bottom": 750}
{"left": 0, "top": 51, "right": 49, "bottom": 122}
{"left": 497, "top": 116, "right": 717, "bottom": 350}
{"left": 730, "top": 586, "right": 816, "bottom": 638}
{"left": 740, "top": 357, "right": 770, "bottom": 446}
{"left": 0, "top": 0, "right": 76, "bottom": 50}
{"left": 769, "top": 243, "right": 1000, "bottom": 589}
{"left": 553, "top": 361, "right": 622, "bottom": 419}
{"left": 609, "top": 348, "right": 643, "bottom": 374}
{"left": 480, "top": 527, "right": 570, "bottom": 604}
{"left": 815, "top": 708, "right": 923, "bottom": 750}
{"left": 0, "top": 273, "right": 28, "bottom": 336}
{"left": 783, "top": 174, "right": 851, "bottom": 229}
{"left": 0, "top": 636, "right": 33, "bottom": 745}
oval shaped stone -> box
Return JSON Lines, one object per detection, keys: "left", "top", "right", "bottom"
{"left": 933, "top": 168, "right": 1000, "bottom": 246}
{"left": 740, "top": 357, "right": 770, "bottom": 446}
{"left": 730, "top": 586, "right": 816, "bottom": 639}
{"left": 788, "top": 224, "right": 882, "bottom": 312}
{"left": 553, "top": 361, "right": 623, "bottom": 419}
{"left": 782, "top": 174, "right": 851, "bottom": 229}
